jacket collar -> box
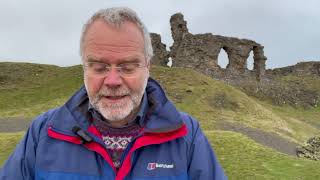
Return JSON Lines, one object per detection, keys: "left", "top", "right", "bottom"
{"left": 144, "top": 78, "right": 183, "bottom": 132}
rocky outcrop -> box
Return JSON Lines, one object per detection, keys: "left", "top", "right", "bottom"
{"left": 235, "top": 78, "right": 320, "bottom": 108}
{"left": 297, "top": 136, "right": 320, "bottom": 161}
{"left": 270, "top": 61, "right": 320, "bottom": 76}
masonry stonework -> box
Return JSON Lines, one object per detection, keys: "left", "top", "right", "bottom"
{"left": 151, "top": 13, "right": 268, "bottom": 81}
{"left": 150, "top": 33, "right": 169, "bottom": 66}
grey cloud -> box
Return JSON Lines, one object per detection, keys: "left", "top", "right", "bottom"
{"left": 0, "top": 0, "right": 319, "bottom": 68}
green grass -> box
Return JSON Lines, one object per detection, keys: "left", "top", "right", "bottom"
{"left": 151, "top": 67, "right": 319, "bottom": 144}
{"left": 0, "top": 62, "right": 83, "bottom": 118}
{"left": 0, "top": 132, "right": 24, "bottom": 167}
{"left": 278, "top": 74, "right": 320, "bottom": 92}
{"left": 208, "top": 130, "right": 320, "bottom": 179}
{"left": 261, "top": 103, "right": 320, "bottom": 143}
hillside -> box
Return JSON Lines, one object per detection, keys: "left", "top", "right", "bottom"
{"left": 0, "top": 62, "right": 320, "bottom": 179}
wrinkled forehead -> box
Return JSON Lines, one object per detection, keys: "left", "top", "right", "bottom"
{"left": 82, "top": 19, "right": 146, "bottom": 64}
{"left": 84, "top": 18, "right": 144, "bottom": 45}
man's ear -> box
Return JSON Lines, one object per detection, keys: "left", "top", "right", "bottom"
{"left": 146, "top": 58, "right": 151, "bottom": 70}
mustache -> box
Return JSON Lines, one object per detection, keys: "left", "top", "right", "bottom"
{"left": 96, "top": 87, "right": 130, "bottom": 98}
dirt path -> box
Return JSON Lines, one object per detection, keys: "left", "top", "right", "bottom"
{"left": 0, "top": 118, "right": 32, "bottom": 132}
{"left": 217, "top": 121, "right": 299, "bottom": 156}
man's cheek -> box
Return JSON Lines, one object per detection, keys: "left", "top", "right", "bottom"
{"left": 88, "top": 78, "right": 103, "bottom": 93}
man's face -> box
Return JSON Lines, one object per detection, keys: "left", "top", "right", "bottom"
{"left": 82, "top": 19, "right": 149, "bottom": 127}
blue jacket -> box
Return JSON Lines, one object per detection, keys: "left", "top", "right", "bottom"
{"left": 0, "top": 78, "right": 227, "bottom": 180}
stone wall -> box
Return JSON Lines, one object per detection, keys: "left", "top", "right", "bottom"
{"left": 151, "top": 13, "right": 268, "bottom": 81}
{"left": 150, "top": 33, "right": 169, "bottom": 66}
{"left": 270, "top": 61, "right": 320, "bottom": 76}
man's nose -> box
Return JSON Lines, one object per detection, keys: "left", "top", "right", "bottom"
{"left": 103, "top": 68, "right": 122, "bottom": 87}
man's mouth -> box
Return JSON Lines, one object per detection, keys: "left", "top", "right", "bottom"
{"left": 102, "top": 95, "right": 128, "bottom": 102}
{"left": 105, "top": 95, "right": 127, "bottom": 100}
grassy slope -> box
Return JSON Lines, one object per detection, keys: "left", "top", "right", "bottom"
{"left": 255, "top": 75, "right": 320, "bottom": 142}
{"left": 0, "top": 132, "right": 24, "bottom": 167}
{"left": 151, "top": 67, "right": 320, "bottom": 144}
{"left": 208, "top": 131, "right": 320, "bottom": 179}
{"left": 0, "top": 62, "right": 83, "bottom": 117}
{"left": 272, "top": 75, "right": 320, "bottom": 131}
{"left": 1, "top": 62, "right": 320, "bottom": 178}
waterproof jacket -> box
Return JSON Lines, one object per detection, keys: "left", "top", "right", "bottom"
{"left": 0, "top": 78, "right": 227, "bottom": 180}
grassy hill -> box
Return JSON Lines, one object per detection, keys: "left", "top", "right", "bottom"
{"left": 0, "top": 62, "right": 83, "bottom": 118}
{"left": 1, "top": 62, "right": 320, "bottom": 179}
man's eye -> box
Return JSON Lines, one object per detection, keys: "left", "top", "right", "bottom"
{"left": 121, "top": 64, "right": 137, "bottom": 74}
{"left": 89, "top": 63, "right": 107, "bottom": 73}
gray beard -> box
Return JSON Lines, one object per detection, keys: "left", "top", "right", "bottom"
{"left": 87, "top": 77, "right": 148, "bottom": 124}
{"left": 92, "top": 91, "right": 140, "bottom": 122}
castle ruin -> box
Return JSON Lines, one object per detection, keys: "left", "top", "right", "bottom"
{"left": 151, "top": 13, "right": 268, "bottom": 81}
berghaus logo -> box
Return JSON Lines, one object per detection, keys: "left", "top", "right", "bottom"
{"left": 147, "top": 163, "right": 174, "bottom": 170}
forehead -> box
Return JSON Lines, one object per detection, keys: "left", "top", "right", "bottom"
{"left": 83, "top": 19, "right": 145, "bottom": 63}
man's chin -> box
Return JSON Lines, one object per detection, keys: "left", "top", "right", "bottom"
{"left": 97, "top": 102, "right": 133, "bottom": 120}
{"left": 99, "top": 109, "right": 131, "bottom": 122}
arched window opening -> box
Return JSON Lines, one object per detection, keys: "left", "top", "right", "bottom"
{"left": 217, "top": 48, "right": 229, "bottom": 68}
{"left": 247, "top": 50, "right": 254, "bottom": 70}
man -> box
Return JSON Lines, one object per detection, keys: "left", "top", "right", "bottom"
{"left": 0, "top": 7, "right": 226, "bottom": 180}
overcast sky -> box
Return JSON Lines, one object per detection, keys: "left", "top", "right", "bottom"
{"left": 0, "top": 0, "right": 319, "bottom": 69}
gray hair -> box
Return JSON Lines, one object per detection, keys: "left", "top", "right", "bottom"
{"left": 79, "top": 7, "right": 153, "bottom": 62}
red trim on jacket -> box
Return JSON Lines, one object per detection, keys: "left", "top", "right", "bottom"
{"left": 47, "top": 127, "right": 82, "bottom": 144}
{"left": 47, "top": 126, "right": 116, "bottom": 172}
{"left": 47, "top": 124, "right": 187, "bottom": 180}
{"left": 88, "top": 125, "right": 102, "bottom": 137}
{"left": 116, "top": 124, "right": 188, "bottom": 180}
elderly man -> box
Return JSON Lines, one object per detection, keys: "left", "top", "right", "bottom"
{"left": 0, "top": 7, "right": 226, "bottom": 180}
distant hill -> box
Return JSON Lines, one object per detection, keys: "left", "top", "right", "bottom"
{"left": 1, "top": 62, "right": 320, "bottom": 179}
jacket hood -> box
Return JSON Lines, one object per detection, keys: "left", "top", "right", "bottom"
{"left": 47, "top": 78, "right": 183, "bottom": 134}
{"left": 144, "top": 78, "right": 183, "bottom": 132}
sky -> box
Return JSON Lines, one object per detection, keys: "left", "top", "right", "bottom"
{"left": 0, "top": 0, "right": 319, "bottom": 69}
